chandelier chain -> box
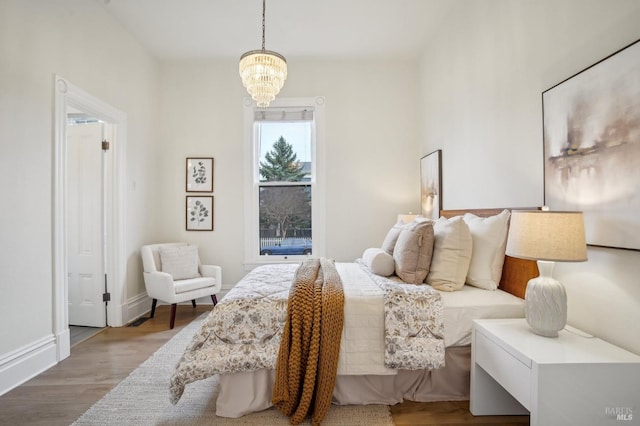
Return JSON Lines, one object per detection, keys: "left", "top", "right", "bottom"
{"left": 261, "top": 0, "right": 266, "bottom": 51}
{"left": 239, "top": 0, "right": 287, "bottom": 108}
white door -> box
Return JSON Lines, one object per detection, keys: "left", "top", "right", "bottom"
{"left": 67, "top": 121, "right": 107, "bottom": 327}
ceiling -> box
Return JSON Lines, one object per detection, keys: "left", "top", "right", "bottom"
{"left": 98, "top": 0, "right": 456, "bottom": 61}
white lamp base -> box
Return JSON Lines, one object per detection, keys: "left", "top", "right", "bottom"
{"left": 524, "top": 261, "right": 567, "bottom": 337}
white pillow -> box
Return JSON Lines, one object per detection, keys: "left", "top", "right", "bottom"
{"left": 159, "top": 245, "right": 201, "bottom": 280}
{"left": 381, "top": 220, "right": 405, "bottom": 255}
{"left": 362, "top": 247, "right": 395, "bottom": 277}
{"left": 463, "top": 209, "right": 511, "bottom": 290}
{"left": 425, "top": 216, "right": 472, "bottom": 292}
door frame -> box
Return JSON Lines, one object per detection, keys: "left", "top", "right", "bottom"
{"left": 53, "top": 75, "right": 127, "bottom": 361}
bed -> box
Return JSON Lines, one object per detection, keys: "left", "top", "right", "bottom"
{"left": 169, "top": 208, "right": 539, "bottom": 421}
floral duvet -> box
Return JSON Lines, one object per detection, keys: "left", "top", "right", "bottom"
{"left": 169, "top": 261, "right": 444, "bottom": 404}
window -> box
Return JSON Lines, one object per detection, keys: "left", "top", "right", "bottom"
{"left": 243, "top": 97, "right": 325, "bottom": 266}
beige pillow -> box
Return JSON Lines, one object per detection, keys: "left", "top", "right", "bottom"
{"left": 381, "top": 220, "right": 405, "bottom": 255}
{"left": 463, "top": 209, "right": 511, "bottom": 290}
{"left": 425, "top": 216, "right": 472, "bottom": 291}
{"left": 159, "top": 245, "right": 201, "bottom": 280}
{"left": 393, "top": 220, "right": 435, "bottom": 284}
{"left": 362, "top": 247, "right": 395, "bottom": 277}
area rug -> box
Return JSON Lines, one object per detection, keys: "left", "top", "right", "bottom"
{"left": 73, "top": 314, "right": 394, "bottom": 425}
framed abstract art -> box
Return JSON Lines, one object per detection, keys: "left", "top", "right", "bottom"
{"left": 543, "top": 39, "right": 640, "bottom": 250}
{"left": 420, "top": 150, "right": 442, "bottom": 220}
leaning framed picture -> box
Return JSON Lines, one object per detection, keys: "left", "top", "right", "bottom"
{"left": 186, "top": 157, "right": 214, "bottom": 192}
{"left": 543, "top": 39, "right": 640, "bottom": 250}
{"left": 420, "top": 150, "right": 442, "bottom": 220}
{"left": 186, "top": 196, "right": 213, "bottom": 231}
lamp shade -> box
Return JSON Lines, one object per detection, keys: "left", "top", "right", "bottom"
{"left": 506, "top": 210, "right": 587, "bottom": 262}
{"left": 397, "top": 213, "right": 418, "bottom": 224}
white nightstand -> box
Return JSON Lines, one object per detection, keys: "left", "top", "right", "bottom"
{"left": 471, "top": 318, "right": 640, "bottom": 426}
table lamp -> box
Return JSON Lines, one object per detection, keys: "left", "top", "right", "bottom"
{"left": 397, "top": 213, "right": 418, "bottom": 224}
{"left": 505, "top": 210, "right": 587, "bottom": 337}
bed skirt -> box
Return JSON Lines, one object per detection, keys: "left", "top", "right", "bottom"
{"left": 215, "top": 345, "right": 471, "bottom": 418}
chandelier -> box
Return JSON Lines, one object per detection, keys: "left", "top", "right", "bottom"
{"left": 239, "top": 0, "right": 287, "bottom": 108}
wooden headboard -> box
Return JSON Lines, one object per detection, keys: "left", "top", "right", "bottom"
{"left": 440, "top": 208, "right": 539, "bottom": 299}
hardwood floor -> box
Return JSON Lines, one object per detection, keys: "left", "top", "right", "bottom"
{"left": 0, "top": 305, "right": 211, "bottom": 426}
{"left": 390, "top": 400, "right": 529, "bottom": 425}
{"left": 0, "top": 305, "right": 529, "bottom": 425}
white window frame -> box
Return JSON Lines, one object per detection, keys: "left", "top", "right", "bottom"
{"left": 243, "top": 96, "right": 326, "bottom": 269}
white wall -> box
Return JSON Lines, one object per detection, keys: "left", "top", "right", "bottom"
{"left": 0, "top": 0, "right": 159, "bottom": 379}
{"left": 418, "top": 0, "right": 640, "bottom": 354}
{"left": 158, "top": 58, "right": 421, "bottom": 287}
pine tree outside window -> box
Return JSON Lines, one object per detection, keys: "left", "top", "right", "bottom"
{"left": 243, "top": 97, "right": 326, "bottom": 265}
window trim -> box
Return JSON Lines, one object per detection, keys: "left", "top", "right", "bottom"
{"left": 243, "top": 96, "right": 326, "bottom": 269}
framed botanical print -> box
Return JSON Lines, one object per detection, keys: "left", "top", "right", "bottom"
{"left": 186, "top": 196, "right": 213, "bottom": 231}
{"left": 186, "top": 157, "right": 214, "bottom": 192}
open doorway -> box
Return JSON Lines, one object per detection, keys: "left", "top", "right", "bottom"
{"left": 53, "top": 76, "right": 127, "bottom": 361}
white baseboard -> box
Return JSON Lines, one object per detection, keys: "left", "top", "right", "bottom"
{"left": 122, "top": 292, "right": 153, "bottom": 325}
{"left": 122, "top": 292, "right": 225, "bottom": 326}
{"left": 56, "top": 327, "right": 70, "bottom": 361}
{"left": 0, "top": 288, "right": 227, "bottom": 397}
{"left": 0, "top": 292, "right": 166, "bottom": 396}
{"left": 0, "top": 335, "right": 58, "bottom": 397}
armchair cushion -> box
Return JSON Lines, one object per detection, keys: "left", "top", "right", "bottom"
{"left": 174, "top": 277, "right": 217, "bottom": 294}
{"left": 159, "top": 245, "right": 201, "bottom": 280}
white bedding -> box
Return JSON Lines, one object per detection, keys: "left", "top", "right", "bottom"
{"left": 439, "top": 285, "right": 524, "bottom": 347}
{"left": 170, "top": 261, "right": 445, "bottom": 405}
{"left": 335, "top": 263, "right": 394, "bottom": 375}
{"left": 340, "top": 262, "right": 523, "bottom": 368}
{"left": 211, "top": 269, "right": 525, "bottom": 418}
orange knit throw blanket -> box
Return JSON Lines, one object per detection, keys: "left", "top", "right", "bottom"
{"left": 272, "top": 258, "right": 345, "bottom": 425}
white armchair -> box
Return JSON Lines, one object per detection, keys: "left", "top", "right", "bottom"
{"left": 141, "top": 243, "right": 221, "bottom": 329}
